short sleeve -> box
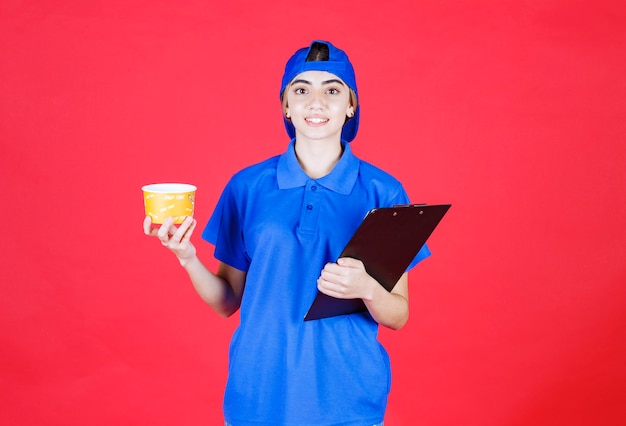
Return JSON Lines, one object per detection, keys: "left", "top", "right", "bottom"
{"left": 388, "top": 184, "right": 431, "bottom": 271}
{"left": 201, "top": 181, "right": 250, "bottom": 272}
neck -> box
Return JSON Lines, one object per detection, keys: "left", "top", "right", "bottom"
{"left": 294, "top": 137, "right": 344, "bottom": 179}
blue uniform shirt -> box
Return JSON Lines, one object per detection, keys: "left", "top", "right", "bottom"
{"left": 202, "top": 141, "right": 430, "bottom": 426}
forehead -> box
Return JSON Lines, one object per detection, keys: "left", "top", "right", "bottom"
{"left": 290, "top": 70, "right": 345, "bottom": 84}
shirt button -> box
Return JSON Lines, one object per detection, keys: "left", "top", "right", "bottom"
{"left": 306, "top": 205, "right": 313, "bottom": 210}
{"left": 311, "top": 186, "right": 318, "bottom": 191}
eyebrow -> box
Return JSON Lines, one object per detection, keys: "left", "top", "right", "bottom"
{"left": 291, "top": 78, "right": 346, "bottom": 86}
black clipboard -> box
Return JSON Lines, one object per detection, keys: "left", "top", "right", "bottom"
{"left": 304, "top": 203, "right": 451, "bottom": 321}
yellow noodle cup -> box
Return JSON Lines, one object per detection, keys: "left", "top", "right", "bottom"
{"left": 142, "top": 183, "right": 196, "bottom": 225}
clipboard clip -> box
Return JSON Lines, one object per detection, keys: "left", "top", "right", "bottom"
{"left": 393, "top": 203, "right": 428, "bottom": 208}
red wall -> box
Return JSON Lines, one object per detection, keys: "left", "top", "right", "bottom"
{"left": 1, "top": 1, "right": 625, "bottom": 425}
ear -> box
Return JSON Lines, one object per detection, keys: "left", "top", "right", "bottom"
{"left": 285, "top": 109, "right": 290, "bottom": 119}
{"left": 346, "top": 106, "right": 354, "bottom": 118}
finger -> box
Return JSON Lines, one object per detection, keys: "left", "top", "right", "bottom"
{"left": 318, "top": 278, "right": 346, "bottom": 298}
{"left": 164, "top": 217, "right": 181, "bottom": 236}
{"left": 320, "top": 270, "right": 346, "bottom": 287}
{"left": 157, "top": 217, "right": 175, "bottom": 242}
{"left": 319, "top": 269, "right": 336, "bottom": 283}
{"left": 180, "top": 217, "right": 197, "bottom": 243}
{"left": 336, "top": 257, "right": 362, "bottom": 268}
{"left": 172, "top": 217, "right": 194, "bottom": 243}
{"left": 143, "top": 216, "right": 163, "bottom": 237}
{"left": 143, "top": 216, "right": 153, "bottom": 235}
{"left": 322, "top": 262, "right": 342, "bottom": 274}
{"left": 317, "top": 277, "right": 334, "bottom": 293}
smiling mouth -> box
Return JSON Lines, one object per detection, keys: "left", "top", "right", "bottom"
{"left": 305, "top": 117, "right": 329, "bottom": 124}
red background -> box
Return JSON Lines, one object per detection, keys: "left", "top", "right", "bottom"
{"left": 1, "top": 1, "right": 625, "bottom": 425}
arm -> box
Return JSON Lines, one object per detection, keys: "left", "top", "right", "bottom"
{"left": 317, "top": 257, "right": 409, "bottom": 330}
{"left": 143, "top": 216, "right": 246, "bottom": 318}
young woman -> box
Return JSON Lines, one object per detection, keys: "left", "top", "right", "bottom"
{"left": 144, "top": 40, "right": 430, "bottom": 426}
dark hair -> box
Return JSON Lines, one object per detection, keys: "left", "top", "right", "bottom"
{"left": 305, "top": 42, "right": 330, "bottom": 62}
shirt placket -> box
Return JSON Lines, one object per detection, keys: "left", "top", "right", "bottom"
{"left": 297, "top": 180, "right": 322, "bottom": 238}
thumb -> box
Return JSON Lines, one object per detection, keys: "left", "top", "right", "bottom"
{"left": 337, "top": 257, "right": 362, "bottom": 268}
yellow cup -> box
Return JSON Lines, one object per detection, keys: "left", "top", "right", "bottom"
{"left": 142, "top": 183, "right": 196, "bottom": 224}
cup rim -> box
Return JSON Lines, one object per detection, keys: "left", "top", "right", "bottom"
{"left": 142, "top": 183, "right": 197, "bottom": 193}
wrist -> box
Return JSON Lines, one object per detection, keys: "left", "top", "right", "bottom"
{"left": 362, "top": 276, "right": 381, "bottom": 301}
{"left": 178, "top": 254, "right": 199, "bottom": 269}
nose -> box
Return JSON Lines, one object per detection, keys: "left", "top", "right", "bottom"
{"left": 307, "top": 89, "right": 324, "bottom": 110}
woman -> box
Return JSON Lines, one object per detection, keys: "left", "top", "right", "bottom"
{"left": 144, "top": 40, "right": 430, "bottom": 426}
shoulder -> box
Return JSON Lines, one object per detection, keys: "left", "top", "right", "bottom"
{"left": 227, "top": 155, "right": 281, "bottom": 188}
{"left": 358, "top": 158, "right": 402, "bottom": 183}
{"left": 356, "top": 158, "right": 405, "bottom": 194}
{"left": 215, "top": 155, "right": 281, "bottom": 208}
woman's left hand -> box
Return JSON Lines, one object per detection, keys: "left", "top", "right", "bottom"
{"left": 317, "top": 257, "right": 378, "bottom": 301}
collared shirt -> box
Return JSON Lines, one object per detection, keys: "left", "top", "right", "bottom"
{"left": 203, "top": 141, "right": 430, "bottom": 426}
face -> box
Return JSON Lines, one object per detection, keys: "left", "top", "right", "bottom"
{"left": 284, "top": 71, "right": 354, "bottom": 143}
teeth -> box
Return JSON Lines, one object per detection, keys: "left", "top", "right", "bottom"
{"left": 306, "top": 117, "right": 328, "bottom": 124}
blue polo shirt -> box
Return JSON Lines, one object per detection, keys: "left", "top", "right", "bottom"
{"left": 202, "top": 141, "right": 430, "bottom": 426}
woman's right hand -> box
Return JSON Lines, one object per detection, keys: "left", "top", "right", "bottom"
{"left": 143, "top": 216, "right": 198, "bottom": 266}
